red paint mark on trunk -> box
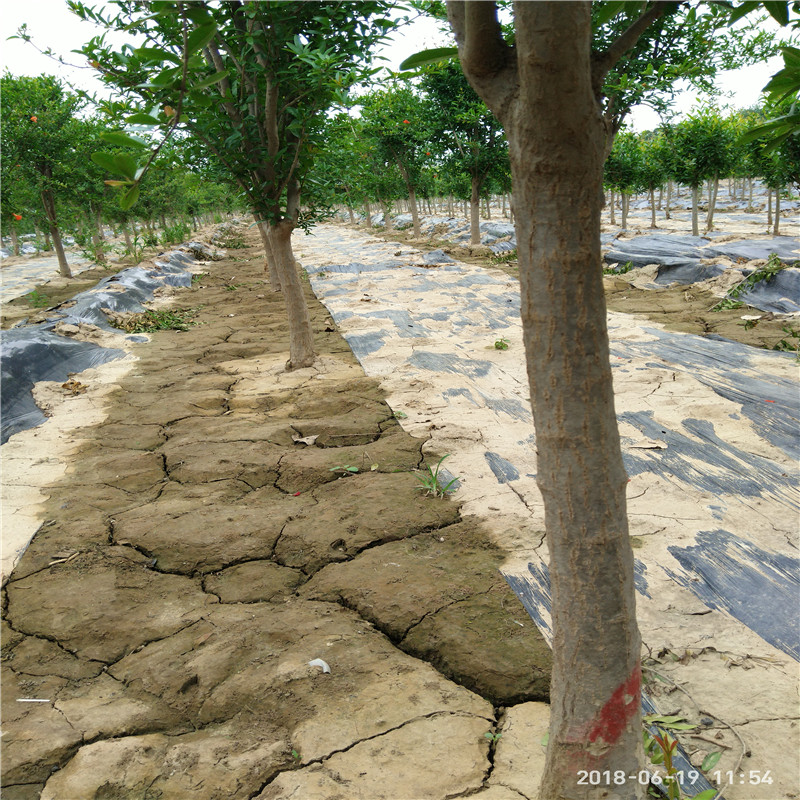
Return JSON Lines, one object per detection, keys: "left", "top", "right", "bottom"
{"left": 588, "top": 662, "right": 641, "bottom": 746}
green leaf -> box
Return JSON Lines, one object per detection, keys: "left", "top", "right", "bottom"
{"left": 693, "top": 791, "right": 720, "bottom": 800}
{"left": 399, "top": 47, "right": 459, "bottom": 71}
{"left": 113, "top": 153, "right": 139, "bottom": 181}
{"left": 126, "top": 112, "right": 162, "bottom": 126}
{"left": 91, "top": 151, "right": 121, "bottom": 173}
{"left": 763, "top": 1, "right": 790, "bottom": 25}
{"left": 119, "top": 183, "right": 140, "bottom": 210}
{"left": 189, "top": 70, "right": 228, "bottom": 91}
{"left": 134, "top": 46, "right": 180, "bottom": 64}
{"left": 100, "top": 130, "right": 148, "bottom": 148}
{"left": 540, "top": 732, "right": 549, "bottom": 746}
{"left": 701, "top": 750, "right": 722, "bottom": 771}
{"left": 186, "top": 23, "right": 217, "bottom": 55}
{"left": 594, "top": 1, "right": 632, "bottom": 27}
{"left": 103, "top": 179, "right": 132, "bottom": 187}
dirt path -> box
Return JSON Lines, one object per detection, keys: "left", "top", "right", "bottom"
{"left": 2, "top": 228, "right": 552, "bottom": 800}
{"left": 3, "top": 217, "right": 798, "bottom": 799}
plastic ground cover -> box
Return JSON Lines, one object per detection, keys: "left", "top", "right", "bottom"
{"left": 0, "top": 247, "right": 208, "bottom": 444}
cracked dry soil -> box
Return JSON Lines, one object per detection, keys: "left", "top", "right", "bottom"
{"left": 1, "top": 229, "right": 552, "bottom": 800}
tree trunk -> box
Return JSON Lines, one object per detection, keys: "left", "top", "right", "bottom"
{"left": 609, "top": 188, "right": 617, "bottom": 225}
{"left": 748, "top": 177, "right": 754, "bottom": 211}
{"left": 691, "top": 185, "right": 699, "bottom": 236}
{"left": 91, "top": 208, "right": 107, "bottom": 265}
{"left": 10, "top": 226, "right": 20, "bottom": 256}
{"left": 705, "top": 174, "right": 719, "bottom": 232}
{"left": 621, "top": 192, "right": 629, "bottom": 228}
{"left": 254, "top": 215, "right": 281, "bottom": 292}
{"left": 774, "top": 187, "right": 781, "bottom": 236}
{"left": 665, "top": 181, "right": 672, "bottom": 220}
{"left": 379, "top": 198, "right": 391, "bottom": 225}
{"left": 364, "top": 199, "right": 372, "bottom": 227}
{"left": 266, "top": 219, "right": 314, "bottom": 369}
{"left": 408, "top": 187, "right": 422, "bottom": 237}
{"left": 649, "top": 188, "right": 657, "bottom": 228}
{"left": 123, "top": 225, "right": 132, "bottom": 252}
{"left": 485, "top": 194, "right": 492, "bottom": 219}
{"left": 448, "top": 193, "right": 455, "bottom": 215}
{"left": 449, "top": 3, "right": 642, "bottom": 796}
{"left": 767, "top": 189, "right": 773, "bottom": 229}
{"left": 470, "top": 173, "right": 482, "bottom": 245}
{"left": 40, "top": 186, "right": 71, "bottom": 278}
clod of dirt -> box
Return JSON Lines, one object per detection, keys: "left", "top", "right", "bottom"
{"left": 204, "top": 560, "right": 305, "bottom": 603}
{"left": 274, "top": 472, "right": 460, "bottom": 574}
{"left": 4, "top": 550, "right": 217, "bottom": 663}
{"left": 304, "top": 519, "right": 552, "bottom": 705}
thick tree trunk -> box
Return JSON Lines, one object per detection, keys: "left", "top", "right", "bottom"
{"left": 40, "top": 187, "right": 71, "bottom": 278}
{"left": 705, "top": 174, "right": 719, "bottom": 231}
{"left": 691, "top": 185, "right": 699, "bottom": 236}
{"left": 449, "top": 3, "right": 642, "bottom": 797}
{"left": 470, "top": 173, "right": 482, "bottom": 245}
{"left": 774, "top": 188, "right": 781, "bottom": 236}
{"left": 254, "top": 215, "right": 281, "bottom": 292}
{"left": 266, "top": 219, "right": 314, "bottom": 369}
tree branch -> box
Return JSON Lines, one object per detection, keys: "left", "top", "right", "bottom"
{"left": 446, "top": 1, "right": 517, "bottom": 123}
{"left": 592, "top": 3, "right": 665, "bottom": 91}
{"left": 447, "top": 1, "right": 511, "bottom": 79}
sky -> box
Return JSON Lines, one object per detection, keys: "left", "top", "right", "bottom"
{"left": 0, "top": 0, "right": 788, "bottom": 132}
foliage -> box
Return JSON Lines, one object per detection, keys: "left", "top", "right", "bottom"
{"left": 414, "top": 454, "right": 459, "bottom": 497}
{"left": 666, "top": 107, "right": 740, "bottom": 188}
{"left": 419, "top": 60, "right": 509, "bottom": 203}
{"left": 772, "top": 324, "right": 800, "bottom": 355}
{"left": 72, "top": 0, "right": 398, "bottom": 226}
{"left": 107, "top": 307, "right": 200, "bottom": 333}
{"left": 728, "top": 252, "right": 787, "bottom": 298}
{"left": 26, "top": 289, "right": 51, "bottom": 308}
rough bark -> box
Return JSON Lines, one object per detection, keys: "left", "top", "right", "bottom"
{"left": 91, "top": 208, "right": 107, "bottom": 265}
{"left": 691, "top": 185, "right": 700, "bottom": 236}
{"left": 254, "top": 215, "right": 281, "bottom": 292}
{"left": 449, "top": 3, "right": 643, "bottom": 797}
{"left": 767, "top": 189, "right": 773, "bottom": 229}
{"left": 705, "top": 175, "right": 719, "bottom": 231}
{"left": 40, "top": 186, "right": 71, "bottom": 278}
{"left": 470, "top": 173, "right": 482, "bottom": 244}
{"left": 266, "top": 220, "right": 314, "bottom": 369}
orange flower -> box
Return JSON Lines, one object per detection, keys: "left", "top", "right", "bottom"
{"left": 402, "top": 119, "right": 410, "bottom": 124}
{"left": 13, "top": 213, "right": 23, "bottom": 221}
{"left": 30, "top": 116, "right": 38, "bottom": 122}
